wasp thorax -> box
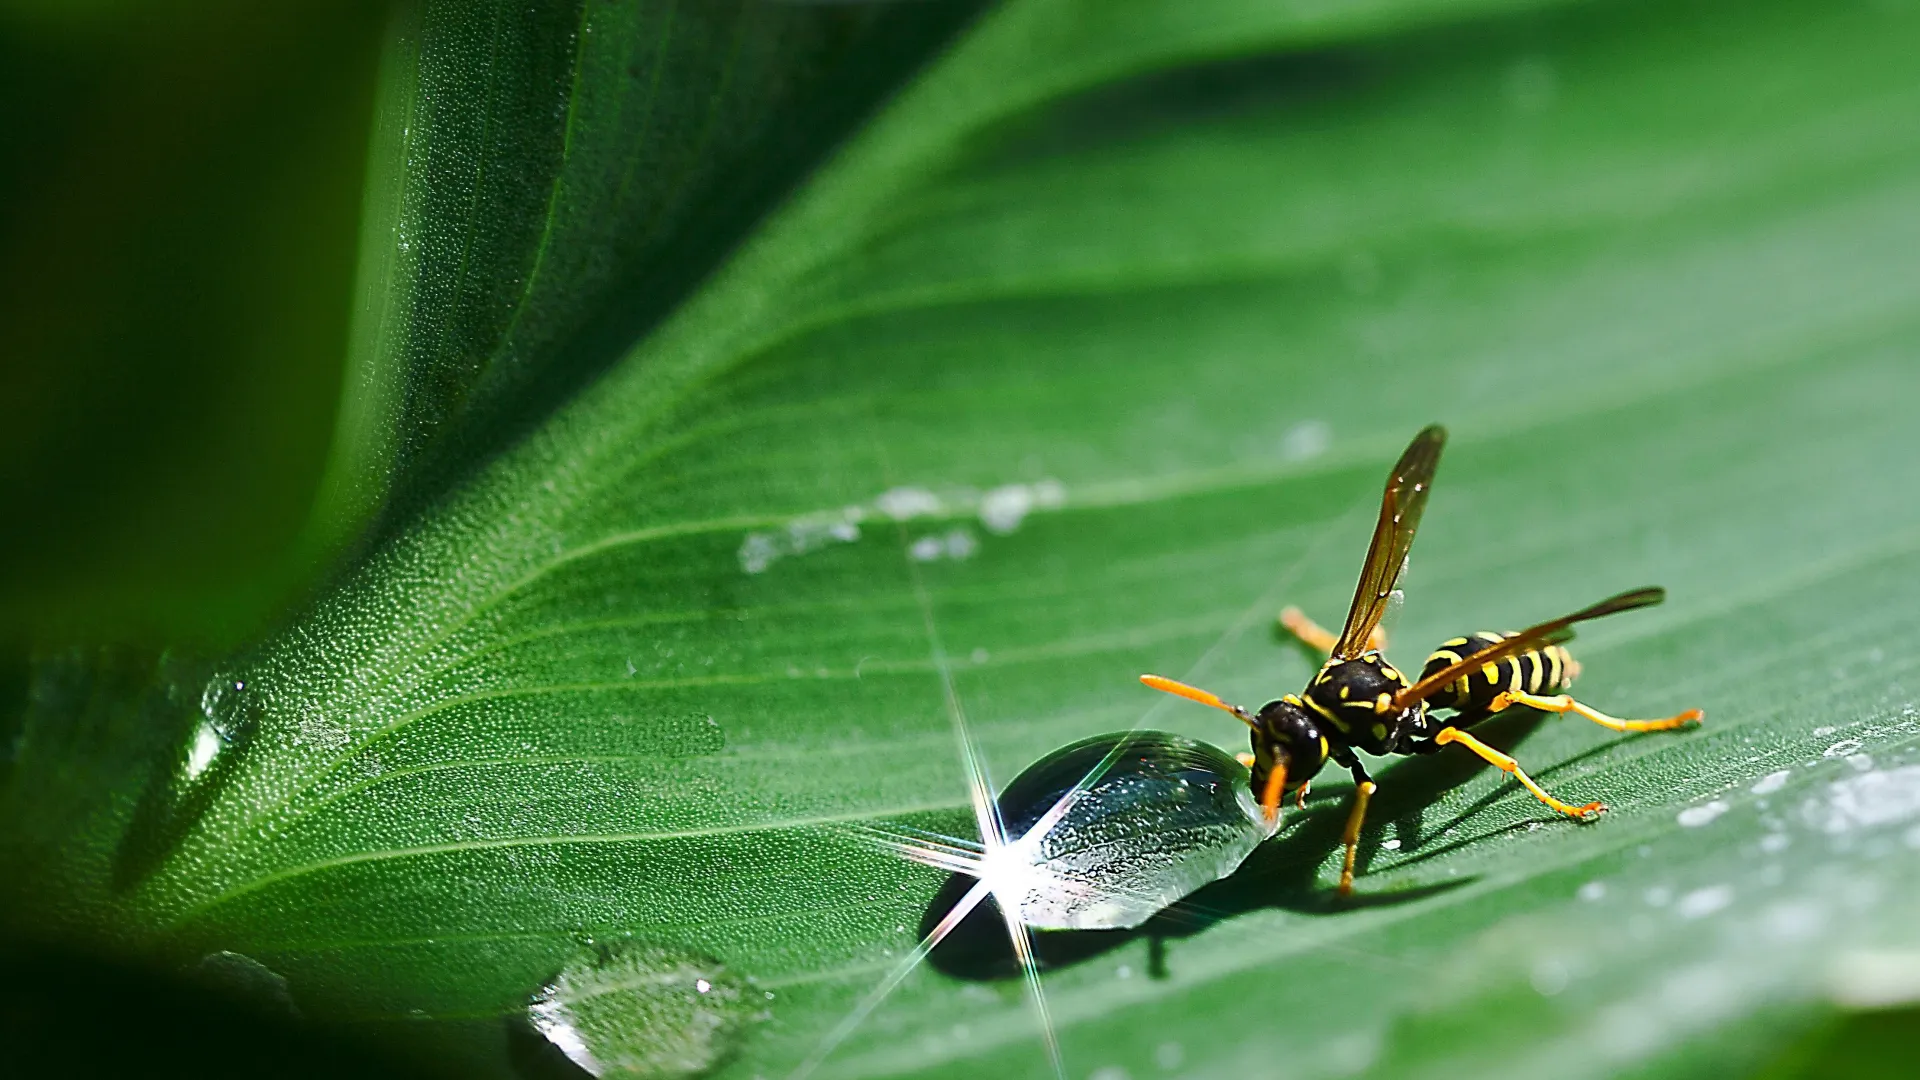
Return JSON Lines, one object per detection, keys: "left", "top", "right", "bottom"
{"left": 1306, "top": 655, "right": 1421, "bottom": 755}
{"left": 1250, "top": 696, "right": 1329, "bottom": 794}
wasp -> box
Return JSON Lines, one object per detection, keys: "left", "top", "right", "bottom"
{"left": 1141, "top": 424, "right": 1703, "bottom": 895}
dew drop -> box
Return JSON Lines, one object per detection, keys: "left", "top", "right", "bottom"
{"left": 979, "top": 484, "right": 1036, "bottom": 534}
{"left": 189, "top": 951, "right": 297, "bottom": 1017}
{"left": 986, "top": 730, "right": 1277, "bottom": 930}
{"left": 199, "top": 672, "right": 257, "bottom": 743}
{"left": 521, "top": 941, "right": 752, "bottom": 1079}
{"left": 1750, "top": 769, "right": 1791, "bottom": 796}
{"left": 1530, "top": 957, "right": 1570, "bottom": 996}
{"left": 1676, "top": 800, "right": 1729, "bottom": 828}
{"left": 1675, "top": 885, "right": 1734, "bottom": 920}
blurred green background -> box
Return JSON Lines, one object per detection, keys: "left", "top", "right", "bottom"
{"left": 5, "top": 0, "right": 1920, "bottom": 1077}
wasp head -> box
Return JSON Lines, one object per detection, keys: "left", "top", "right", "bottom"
{"left": 1249, "top": 696, "right": 1330, "bottom": 813}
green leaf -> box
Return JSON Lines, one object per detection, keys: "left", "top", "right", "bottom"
{"left": 10, "top": 0, "right": 1920, "bottom": 1076}
{"left": 0, "top": 1, "right": 389, "bottom": 642}
{"left": 326, "top": 0, "right": 986, "bottom": 542}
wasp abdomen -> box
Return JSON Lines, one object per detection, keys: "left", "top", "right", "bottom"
{"left": 1418, "top": 632, "right": 1577, "bottom": 722}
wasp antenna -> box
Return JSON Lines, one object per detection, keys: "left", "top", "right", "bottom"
{"left": 1259, "top": 760, "right": 1289, "bottom": 825}
{"left": 1139, "top": 674, "right": 1256, "bottom": 727}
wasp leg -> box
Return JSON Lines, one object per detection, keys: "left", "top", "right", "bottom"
{"left": 1336, "top": 767, "right": 1377, "bottom": 897}
{"left": 1491, "top": 690, "right": 1703, "bottom": 733}
{"left": 1433, "top": 726, "right": 1605, "bottom": 819}
{"left": 1280, "top": 607, "right": 1387, "bottom": 654}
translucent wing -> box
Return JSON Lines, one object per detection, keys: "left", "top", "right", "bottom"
{"left": 1394, "top": 586, "right": 1666, "bottom": 709}
{"left": 1332, "top": 425, "right": 1447, "bottom": 659}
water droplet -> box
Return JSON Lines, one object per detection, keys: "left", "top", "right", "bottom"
{"left": 986, "top": 731, "right": 1276, "bottom": 930}
{"left": 943, "top": 529, "right": 977, "bottom": 560}
{"left": 189, "top": 951, "right": 297, "bottom": 1017}
{"left": 1750, "top": 769, "right": 1791, "bottom": 795}
{"left": 198, "top": 671, "right": 259, "bottom": 743}
{"left": 1577, "top": 881, "right": 1607, "bottom": 902}
{"left": 1530, "top": 957, "right": 1570, "bottom": 996}
{"left": 979, "top": 484, "right": 1035, "bottom": 534}
{"left": 1675, "top": 885, "right": 1734, "bottom": 920}
{"left": 1824, "top": 738, "right": 1864, "bottom": 758}
{"left": 1801, "top": 764, "right": 1920, "bottom": 834}
{"left": 907, "top": 529, "right": 978, "bottom": 563}
{"left": 876, "top": 486, "right": 944, "bottom": 521}
{"left": 1676, "top": 800, "right": 1729, "bottom": 827}
{"left": 1281, "top": 419, "right": 1333, "bottom": 459}
{"left": 522, "top": 941, "right": 751, "bottom": 1079}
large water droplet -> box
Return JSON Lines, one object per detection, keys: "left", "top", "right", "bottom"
{"left": 991, "top": 730, "right": 1276, "bottom": 930}
{"left": 188, "top": 951, "right": 297, "bottom": 1017}
{"left": 520, "top": 941, "right": 751, "bottom": 1079}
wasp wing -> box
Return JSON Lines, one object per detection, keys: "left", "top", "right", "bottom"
{"left": 1332, "top": 424, "right": 1447, "bottom": 659}
{"left": 1393, "top": 586, "right": 1666, "bottom": 709}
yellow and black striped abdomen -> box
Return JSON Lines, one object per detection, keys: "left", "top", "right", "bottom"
{"left": 1417, "top": 632, "right": 1578, "bottom": 723}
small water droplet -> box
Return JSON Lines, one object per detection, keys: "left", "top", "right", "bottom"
{"left": 979, "top": 484, "right": 1035, "bottom": 534}
{"left": 1577, "top": 881, "right": 1606, "bottom": 902}
{"left": 1530, "top": 957, "right": 1570, "bottom": 996}
{"left": 521, "top": 941, "right": 753, "bottom": 1079}
{"left": 1824, "top": 739, "right": 1864, "bottom": 758}
{"left": 198, "top": 671, "right": 258, "bottom": 744}
{"left": 1676, "top": 800, "right": 1729, "bottom": 827}
{"left": 1751, "top": 769, "right": 1791, "bottom": 795}
{"left": 1675, "top": 885, "right": 1734, "bottom": 920}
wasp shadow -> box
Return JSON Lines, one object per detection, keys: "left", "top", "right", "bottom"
{"left": 925, "top": 708, "right": 1565, "bottom": 981}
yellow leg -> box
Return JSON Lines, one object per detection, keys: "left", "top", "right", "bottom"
{"left": 1491, "top": 690, "right": 1703, "bottom": 733}
{"left": 1280, "top": 607, "right": 1388, "bottom": 654}
{"left": 1337, "top": 781, "right": 1376, "bottom": 897}
{"left": 1433, "top": 727, "right": 1605, "bottom": 819}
